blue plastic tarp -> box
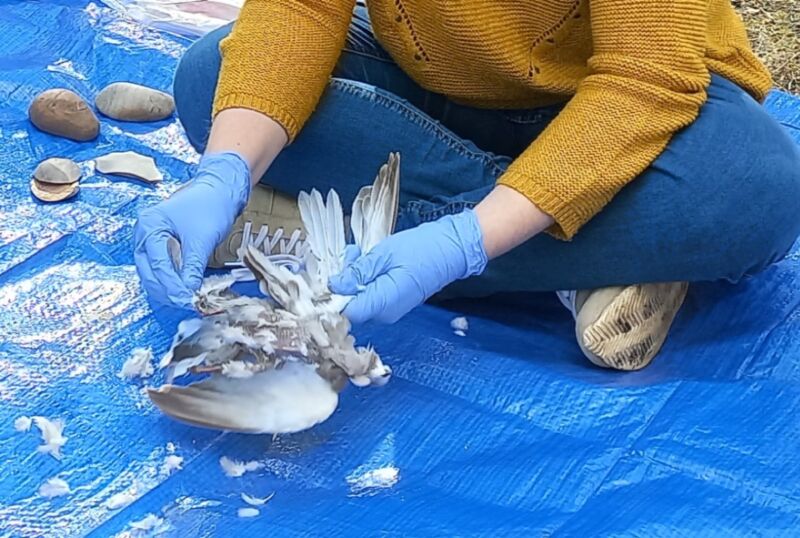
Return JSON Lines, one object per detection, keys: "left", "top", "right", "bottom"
{"left": 2, "top": 2, "right": 800, "bottom": 536}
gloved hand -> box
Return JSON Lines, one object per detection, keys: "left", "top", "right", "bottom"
{"left": 329, "top": 208, "right": 488, "bottom": 324}
{"left": 133, "top": 152, "right": 251, "bottom": 308}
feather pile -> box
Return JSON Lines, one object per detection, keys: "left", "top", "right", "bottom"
{"left": 147, "top": 153, "right": 401, "bottom": 434}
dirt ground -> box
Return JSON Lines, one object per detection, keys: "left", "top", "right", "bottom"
{"left": 732, "top": 0, "right": 799, "bottom": 93}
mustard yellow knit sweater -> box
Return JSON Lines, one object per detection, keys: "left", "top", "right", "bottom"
{"left": 213, "top": 0, "right": 771, "bottom": 239}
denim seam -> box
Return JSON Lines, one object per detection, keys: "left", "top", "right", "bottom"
{"left": 405, "top": 199, "right": 480, "bottom": 223}
{"left": 503, "top": 114, "right": 546, "bottom": 125}
{"left": 329, "top": 78, "right": 506, "bottom": 177}
{"left": 341, "top": 47, "right": 395, "bottom": 64}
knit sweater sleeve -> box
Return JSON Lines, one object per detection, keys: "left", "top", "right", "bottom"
{"left": 213, "top": 0, "right": 355, "bottom": 141}
{"left": 498, "top": 0, "right": 711, "bottom": 240}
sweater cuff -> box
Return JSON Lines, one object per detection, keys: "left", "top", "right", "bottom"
{"left": 213, "top": 93, "right": 301, "bottom": 142}
{"left": 498, "top": 169, "right": 586, "bottom": 241}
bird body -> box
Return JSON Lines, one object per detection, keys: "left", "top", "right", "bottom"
{"left": 147, "top": 153, "right": 400, "bottom": 434}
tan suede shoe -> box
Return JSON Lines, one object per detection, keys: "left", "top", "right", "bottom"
{"left": 560, "top": 282, "right": 689, "bottom": 370}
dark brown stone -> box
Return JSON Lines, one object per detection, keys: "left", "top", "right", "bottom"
{"left": 29, "top": 89, "right": 100, "bottom": 142}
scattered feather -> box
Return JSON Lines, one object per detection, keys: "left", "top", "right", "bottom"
{"left": 33, "top": 416, "right": 67, "bottom": 460}
{"left": 454, "top": 330, "right": 466, "bottom": 337}
{"left": 119, "top": 347, "right": 155, "bottom": 379}
{"left": 161, "top": 454, "right": 184, "bottom": 475}
{"left": 241, "top": 492, "right": 275, "bottom": 506}
{"left": 450, "top": 316, "right": 468, "bottom": 332}
{"left": 14, "top": 416, "right": 32, "bottom": 432}
{"left": 129, "top": 514, "right": 168, "bottom": 534}
{"left": 105, "top": 489, "right": 137, "bottom": 510}
{"left": 237, "top": 507, "right": 260, "bottom": 518}
{"left": 166, "top": 442, "right": 176, "bottom": 454}
{"left": 220, "top": 456, "right": 262, "bottom": 478}
{"left": 347, "top": 465, "right": 400, "bottom": 492}
{"left": 39, "top": 477, "right": 71, "bottom": 498}
{"left": 135, "top": 386, "right": 151, "bottom": 410}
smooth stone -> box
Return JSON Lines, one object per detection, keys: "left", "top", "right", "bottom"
{"left": 29, "top": 89, "right": 100, "bottom": 142}
{"left": 30, "top": 179, "right": 79, "bottom": 203}
{"left": 95, "top": 82, "right": 175, "bottom": 122}
{"left": 95, "top": 151, "right": 163, "bottom": 183}
{"left": 33, "top": 158, "right": 81, "bottom": 185}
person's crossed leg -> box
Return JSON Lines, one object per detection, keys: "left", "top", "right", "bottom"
{"left": 169, "top": 5, "right": 800, "bottom": 371}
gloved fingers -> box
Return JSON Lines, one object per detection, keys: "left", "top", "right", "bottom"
{"left": 342, "top": 244, "right": 361, "bottom": 266}
{"left": 134, "top": 243, "right": 167, "bottom": 303}
{"left": 329, "top": 270, "right": 358, "bottom": 295}
{"left": 329, "top": 249, "right": 390, "bottom": 295}
{"left": 176, "top": 235, "right": 212, "bottom": 293}
{"left": 141, "top": 231, "right": 195, "bottom": 309}
{"left": 179, "top": 259, "right": 206, "bottom": 295}
{"left": 133, "top": 220, "right": 170, "bottom": 303}
{"left": 341, "top": 272, "right": 422, "bottom": 324}
{"left": 341, "top": 275, "right": 392, "bottom": 324}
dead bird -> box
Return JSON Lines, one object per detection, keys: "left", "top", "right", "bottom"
{"left": 147, "top": 153, "right": 400, "bottom": 434}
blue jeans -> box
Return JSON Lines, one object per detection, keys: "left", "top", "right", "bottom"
{"left": 173, "top": 5, "right": 800, "bottom": 297}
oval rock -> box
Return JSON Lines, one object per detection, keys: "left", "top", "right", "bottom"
{"left": 31, "top": 179, "right": 79, "bottom": 203}
{"left": 33, "top": 158, "right": 82, "bottom": 185}
{"left": 29, "top": 89, "right": 100, "bottom": 142}
{"left": 95, "top": 82, "right": 175, "bottom": 122}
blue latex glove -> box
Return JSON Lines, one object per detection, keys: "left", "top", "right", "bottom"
{"left": 329, "top": 208, "right": 488, "bottom": 324}
{"left": 133, "top": 152, "right": 250, "bottom": 308}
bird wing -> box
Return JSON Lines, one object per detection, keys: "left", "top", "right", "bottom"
{"left": 298, "top": 188, "right": 346, "bottom": 292}
{"left": 351, "top": 152, "right": 400, "bottom": 254}
{"left": 243, "top": 244, "right": 318, "bottom": 317}
{"left": 147, "top": 361, "right": 339, "bottom": 434}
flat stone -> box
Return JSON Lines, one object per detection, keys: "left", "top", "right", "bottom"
{"left": 33, "top": 158, "right": 81, "bottom": 185}
{"left": 29, "top": 89, "right": 99, "bottom": 142}
{"left": 30, "top": 179, "right": 79, "bottom": 202}
{"left": 95, "top": 151, "right": 163, "bottom": 183}
{"left": 95, "top": 82, "right": 175, "bottom": 122}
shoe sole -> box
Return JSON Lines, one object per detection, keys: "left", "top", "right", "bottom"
{"left": 576, "top": 282, "right": 689, "bottom": 371}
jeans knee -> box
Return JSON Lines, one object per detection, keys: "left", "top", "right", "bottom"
{"left": 760, "top": 157, "right": 800, "bottom": 255}
{"left": 722, "top": 154, "right": 800, "bottom": 279}
{"left": 173, "top": 23, "right": 231, "bottom": 151}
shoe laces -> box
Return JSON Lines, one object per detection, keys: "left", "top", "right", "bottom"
{"left": 556, "top": 290, "right": 577, "bottom": 319}
{"left": 226, "top": 221, "right": 306, "bottom": 271}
